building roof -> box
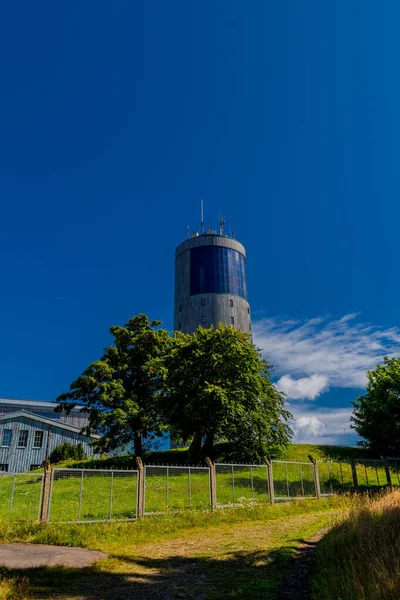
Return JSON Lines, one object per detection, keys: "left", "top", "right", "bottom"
{"left": 0, "top": 398, "right": 84, "bottom": 412}
{"left": 0, "top": 411, "right": 100, "bottom": 439}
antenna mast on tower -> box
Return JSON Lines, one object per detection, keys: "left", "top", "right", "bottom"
{"left": 200, "top": 199, "right": 205, "bottom": 234}
{"left": 219, "top": 214, "right": 226, "bottom": 236}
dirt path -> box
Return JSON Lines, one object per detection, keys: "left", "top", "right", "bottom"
{"left": 277, "top": 528, "right": 329, "bottom": 600}
{"left": 25, "top": 513, "right": 334, "bottom": 599}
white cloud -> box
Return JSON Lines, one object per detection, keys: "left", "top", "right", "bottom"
{"left": 290, "top": 405, "right": 356, "bottom": 445}
{"left": 276, "top": 374, "right": 328, "bottom": 400}
{"left": 253, "top": 313, "right": 400, "bottom": 390}
{"left": 252, "top": 313, "right": 400, "bottom": 444}
{"left": 294, "top": 416, "right": 325, "bottom": 438}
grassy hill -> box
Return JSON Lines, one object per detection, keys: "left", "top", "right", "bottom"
{"left": 52, "top": 442, "right": 368, "bottom": 470}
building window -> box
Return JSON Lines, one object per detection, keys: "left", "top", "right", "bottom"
{"left": 230, "top": 316, "right": 234, "bottom": 325}
{"left": 33, "top": 431, "right": 44, "bottom": 449}
{"left": 1, "top": 430, "right": 12, "bottom": 447}
{"left": 229, "top": 299, "right": 233, "bottom": 307}
{"left": 201, "top": 298, "right": 206, "bottom": 306}
{"left": 190, "top": 246, "right": 248, "bottom": 300}
{"left": 0, "top": 464, "right": 8, "bottom": 472}
{"left": 17, "top": 430, "right": 28, "bottom": 448}
{"left": 249, "top": 323, "right": 252, "bottom": 331}
{"left": 201, "top": 316, "right": 206, "bottom": 323}
{"left": 247, "top": 307, "right": 250, "bottom": 314}
{"left": 179, "top": 305, "right": 182, "bottom": 312}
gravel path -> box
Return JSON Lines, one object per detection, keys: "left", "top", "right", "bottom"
{"left": 277, "top": 528, "right": 329, "bottom": 600}
{"left": 0, "top": 543, "right": 107, "bottom": 569}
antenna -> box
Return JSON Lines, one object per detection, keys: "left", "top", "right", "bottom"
{"left": 200, "top": 199, "right": 205, "bottom": 234}
{"left": 186, "top": 226, "right": 189, "bottom": 240}
{"left": 219, "top": 214, "right": 226, "bottom": 236}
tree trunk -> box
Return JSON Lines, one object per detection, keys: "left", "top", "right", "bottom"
{"left": 134, "top": 432, "right": 142, "bottom": 457}
{"left": 201, "top": 433, "right": 215, "bottom": 460}
{"left": 188, "top": 431, "right": 202, "bottom": 465}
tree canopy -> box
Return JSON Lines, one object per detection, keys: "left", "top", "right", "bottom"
{"left": 161, "top": 325, "right": 292, "bottom": 463}
{"left": 56, "top": 314, "right": 170, "bottom": 456}
{"left": 352, "top": 356, "right": 400, "bottom": 455}
{"left": 57, "top": 315, "right": 292, "bottom": 463}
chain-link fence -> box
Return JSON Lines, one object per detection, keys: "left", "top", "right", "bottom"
{"left": 271, "top": 461, "right": 317, "bottom": 501}
{"left": 317, "top": 461, "right": 354, "bottom": 495}
{"left": 0, "top": 473, "right": 43, "bottom": 521}
{"left": 9, "top": 454, "right": 399, "bottom": 524}
{"left": 49, "top": 468, "right": 138, "bottom": 523}
{"left": 214, "top": 463, "right": 270, "bottom": 506}
{"left": 144, "top": 465, "right": 211, "bottom": 514}
{"left": 353, "top": 459, "right": 387, "bottom": 490}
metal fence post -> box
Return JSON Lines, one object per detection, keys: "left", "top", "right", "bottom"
{"left": 77, "top": 470, "right": 84, "bottom": 521}
{"left": 264, "top": 457, "right": 275, "bottom": 505}
{"left": 188, "top": 468, "right": 191, "bottom": 508}
{"left": 109, "top": 470, "right": 114, "bottom": 520}
{"left": 205, "top": 457, "right": 216, "bottom": 510}
{"left": 351, "top": 459, "right": 359, "bottom": 492}
{"left": 308, "top": 455, "right": 321, "bottom": 500}
{"left": 40, "top": 460, "right": 52, "bottom": 522}
{"left": 9, "top": 475, "right": 16, "bottom": 518}
{"left": 136, "top": 457, "right": 145, "bottom": 518}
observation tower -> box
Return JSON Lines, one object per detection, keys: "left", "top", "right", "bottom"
{"left": 174, "top": 205, "right": 251, "bottom": 334}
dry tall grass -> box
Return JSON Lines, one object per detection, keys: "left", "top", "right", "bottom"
{"left": 312, "top": 489, "right": 400, "bottom": 599}
{"left": 0, "top": 572, "right": 30, "bottom": 599}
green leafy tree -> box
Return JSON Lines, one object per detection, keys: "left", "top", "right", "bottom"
{"left": 56, "top": 314, "right": 170, "bottom": 456}
{"left": 352, "top": 356, "right": 400, "bottom": 454}
{"left": 161, "top": 325, "right": 292, "bottom": 463}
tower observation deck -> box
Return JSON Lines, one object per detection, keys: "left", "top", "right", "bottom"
{"left": 174, "top": 214, "right": 251, "bottom": 334}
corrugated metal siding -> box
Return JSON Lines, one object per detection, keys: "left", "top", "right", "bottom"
{"left": 0, "top": 416, "right": 96, "bottom": 473}
{"left": 0, "top": 401, "right": 89, "bottom": 429}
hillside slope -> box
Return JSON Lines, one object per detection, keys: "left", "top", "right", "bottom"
{"left": 52, "top": 443, "right": 367, "bottom": 469}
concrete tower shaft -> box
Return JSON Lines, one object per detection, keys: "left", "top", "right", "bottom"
{"left": 174, "top": 233, "right": 251, "bottom": 334}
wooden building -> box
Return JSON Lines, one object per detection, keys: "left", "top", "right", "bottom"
{"left": 0, "top": 399, "right": 97, "bottom": 472}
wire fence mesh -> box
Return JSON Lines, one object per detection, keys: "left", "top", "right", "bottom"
{"left": 214, "top": 463, "right": 270, "bottom": 506}
{"left": 0, "top": 473, "right": 43, "bottom": 521}
{"left": 271, "top": 461, "right": 317, "bottom": 501}
{"left": 49, "top": 468, "right": 138, "bottom": 523}
{"left": 317, "top": 461, "right": 354, "bottom": 494}
{"left": 144, "top": 465, "right": 211, "bottom": 513}
{"left": 353, "top": 459, "right": 387, "bottom": 490}
{"left": 10, "top": 454, "right": 399, "bottom": 524}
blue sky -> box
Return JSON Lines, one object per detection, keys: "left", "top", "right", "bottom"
{"left": 0, "top": 1, "right": 399, "bottom": 446}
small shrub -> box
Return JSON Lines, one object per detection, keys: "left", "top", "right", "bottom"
{"left": 49, "top": 442, "right": 87, "bottom": 464}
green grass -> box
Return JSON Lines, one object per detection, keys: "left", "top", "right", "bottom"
{"left": 0, "top": 474, "right": 42, "bottom": 521}
{"left": 49, "top": 470, "right": 138, "bottom": 522}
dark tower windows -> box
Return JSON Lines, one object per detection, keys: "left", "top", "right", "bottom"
{"left": 190, "top": 246, "right": 247, "bottom": 299}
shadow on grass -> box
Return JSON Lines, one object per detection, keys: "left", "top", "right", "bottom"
{"left": 314, "top": 445, "right": 369, "bottom": 461}
{"left": 2, "top": 544, "right": 305, "bottom": 600}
